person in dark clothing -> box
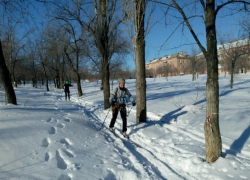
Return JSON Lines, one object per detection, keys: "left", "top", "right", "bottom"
{"left": 64, "top": 80, "right": 73, "bottom": 101}
{"left": 109, "top": 78, "right": 136, "bottom": 137}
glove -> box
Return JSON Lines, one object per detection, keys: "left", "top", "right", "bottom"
{"left": 132, "top": 101, "right": 136, "bottom": 106}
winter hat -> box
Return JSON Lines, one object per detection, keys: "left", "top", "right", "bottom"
{"left": 118, "top": 78, "right": 125, "bottom": 84}
{"left": 65, "top": 80, "right": 69, "bottom": 84}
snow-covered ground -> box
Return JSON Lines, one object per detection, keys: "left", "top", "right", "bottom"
{"left": 0, "top": 74, "right": 250, "bottom": 180}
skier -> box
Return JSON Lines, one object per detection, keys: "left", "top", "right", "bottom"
{"left": 64, "top": 80, "right": 73, "bottom": 101}
{"left": 109, "top": 78, "right": 136, "bottom": 138}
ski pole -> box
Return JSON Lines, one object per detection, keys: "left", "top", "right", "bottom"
{"left": 99, "top": 106, "right": 111, "bottom": 131}
{"left": 127, "top": 105, "right": 133, "bottom": 117}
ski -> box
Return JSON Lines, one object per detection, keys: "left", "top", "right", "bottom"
{"left": 107, "top": 128, "right": 141, "bottom": 148}
{"left": 109, "top": 128, "right": 129, "bottom": 140}
{"left": 109, "top": 128, "right": 119, "bottom": 138}
{"left": 122, "top": 133, "right": 130, "bottom": 139}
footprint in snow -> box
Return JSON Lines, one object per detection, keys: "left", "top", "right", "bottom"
{"left": 64, "top": 118, "right": 71, "bottom": 123}
{"left": 57, "top": 123, "right": 65, "bottom": 128}
{"left": 58, "top": 174, "right": 72, "bottom": 180}
{"left": 46, "top": 118, "right": 53, "bottom": 123}
{"left": 62, "top": 149, "right": 75, "bottom": 158}
{"left": 56, "top": 149, "right": 80, "bottom": 171}
{"left": 42, "top": 137, "right": 51, "bottom": 147}
{"left": 59, "top": 138, "right": 72, "bottom": 146}
{"left": 48, "top": 126, "right": 57, "bottom": 134}
{"left": 56, "top": 150, "right": 68, "bottom": 170}
{"left": 45, "top": 152, "right": 52, "bottom": 161}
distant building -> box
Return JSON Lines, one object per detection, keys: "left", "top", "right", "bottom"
{"left": 146, "top": 39, "right": 250, "bottom": 78}
{"left": 196, "top": 38, "right": 250, "bottom": 75}
{"left": 145, "top": 51, "right": 191, "bottom": 77}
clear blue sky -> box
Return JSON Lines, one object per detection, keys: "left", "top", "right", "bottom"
{"left": 138, "top": 1, "right": 250, "bottom": 71}
{"left": 11, "top": 1, "right": 250, "bottom": 71}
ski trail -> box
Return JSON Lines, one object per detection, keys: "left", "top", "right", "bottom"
{"left": 96, "top": 107, "right": 205, "bottom": 179}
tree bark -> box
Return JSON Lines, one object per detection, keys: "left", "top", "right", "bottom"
{"left": 134, "top": 0, "right": 147, "bottom": 123}
{"left": 0, "top": 40, "right": 17, "bottom": 105}
{"left": 99, "top": 0, "right": 111, "bottom": 109}
{"left": 204, "top": 0, "right": 222, "bottom": 163}
{"left": 102, "top": 61, "right": 110, "bottom": 109}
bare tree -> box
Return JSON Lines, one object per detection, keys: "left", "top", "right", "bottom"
{"left": 152, "top": 0, "right": 250, "bottom": 163}
{"left": 46, "top": 0, "right": 128, "bottom": 109}
{"left": 61, "top": 23, "right": 84, "bottom": 97}
{"left": 219, "top": 38, "right": 249, "bottom": 88}
{"left": 123, "top": 0, "right": 150, "bottom": 123}
{"left": 37, "top": 34, "right": 50, "bottom": 91}
{"left": 189, "top": 46, "right": 206, "bottom": 81}
{"left": 0, "top": 0, "right": 28, "bottom": 104}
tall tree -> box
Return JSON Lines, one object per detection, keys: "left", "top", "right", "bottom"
{"left": 47, "top": 0, "right": 127, "bottom": 109}
{"left": 123, "top": 0, "right": 148, "bottom": 123}
{"left": 134, "top": 0, "right": 147, "bottom": 123}
{"left": 152, "top": 0, "right": 250, "bottom": 163}
{"left": 189, "top": 46, "right": 206, "bottom": 81}
{"left": 219, "top": 38, "right": 249, "bottom": 88}
{"left": 61, "top": 23, "right": 84, "bottom": 97}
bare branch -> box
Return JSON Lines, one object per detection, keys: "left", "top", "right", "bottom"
{"left": 215, "top": 1, "right": 250, "bottom": 16}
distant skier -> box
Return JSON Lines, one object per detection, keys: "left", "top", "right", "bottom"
{"left": 64, "top": 80, "right": 73, "bottom": 101}
{"left": 109, "top": 78, "right": 136, "bottom": 138}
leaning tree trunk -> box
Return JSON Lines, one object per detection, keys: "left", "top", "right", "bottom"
{"left": 0, "top": 41, "right": 17, "bottom": 105}
{"left": 204, "top": 1, "right": 222, "bottom": 163}
{"left": 134, "top": 0, "right": 147, "bottom": 123}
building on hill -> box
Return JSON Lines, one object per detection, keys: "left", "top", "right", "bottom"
{"left": 145, "top": 51, "right": 192, "bottom": 78}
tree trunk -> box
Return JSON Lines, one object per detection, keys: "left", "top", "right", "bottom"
{"left": 75, "top": 73, "right": 83, "bottom": 97}
{"left": 64, "top": 49, "right": 83, "bottom": 97}
{"left": 134, "top": 0, "right": 147, "bottom": 123}
{"left": 192, "top": 70, "right": 196, "bottom": 81}
{"left": 41, "top": 62, "right": 49, "bottom": 91}
{"left": 0, "top": 41, "right": 17, "bottom": 105}
{"left": 230, "top": 62, "right": 235, "bottom": 89}
{"left": 204, "top": 1, "right": 222, "bottom": 163}
{"left": 102, "top": 61, "right": 110, "bottom": 109}
{"left": 99, "top": 0, "right": 111, "bottom": 109}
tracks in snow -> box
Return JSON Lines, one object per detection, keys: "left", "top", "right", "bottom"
{"left": 40, "top": 98, "right": 81, "bottom": 180}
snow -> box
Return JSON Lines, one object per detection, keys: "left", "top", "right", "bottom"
{"left": 0, "top": 74, "right": 250, "bottom": 180}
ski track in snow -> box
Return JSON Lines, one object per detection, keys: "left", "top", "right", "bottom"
{"left": 86, "top": 96, "right": 249, "bottom": 180}
{"left": 78, "top": 99, "right": 185, "bottom": 180}
{"left": 71, "top": 97, "right": 175, "bottom": 179}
